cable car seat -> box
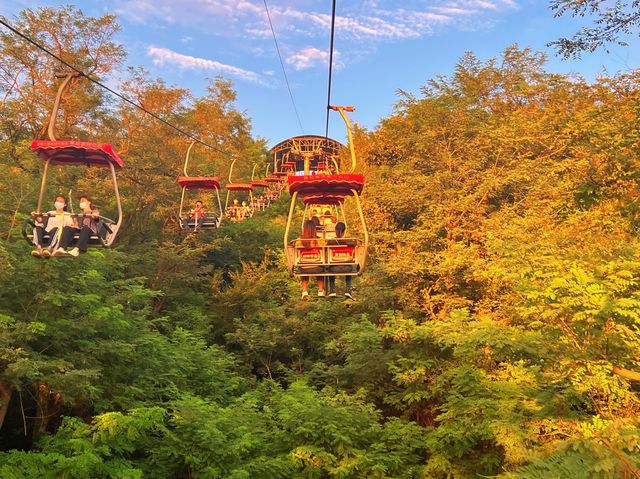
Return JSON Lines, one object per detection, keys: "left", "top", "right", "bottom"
{"left": 289, "top": 237, "right": 360, "bottom": 275}
{"left": 180, "top": 215, "right": 219, "bottom": 229}
{"left": 291, "top": 238, "right": 323, "bottom": 274}
{"left": 22, "top": 213, "right": 113, "bottom": 248}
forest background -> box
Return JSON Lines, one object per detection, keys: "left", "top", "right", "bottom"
{"left": 0, "top": 3, "right": 639, "bottom": 478}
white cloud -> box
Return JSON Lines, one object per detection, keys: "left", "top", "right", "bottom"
{"left": 432, "top": 0, "right": 516, "bottom": 15}
{"left": 114, "top": 0, "right": 518, "bottom": 42}
{"left": 113, "top": 0, "right": 177, "bottom": 24}
{"left": 280, "top": 8, "right": 452, "bottom": 41}
{"left": 431, "top": 6, "right": 475, "bottom": 16}
{"left": 147, "top": 46, "right": 265, "bottom": 84}
{"left": 286, "top": 47, "right": 343, "bottom": 71}
{"left": 116, "top": 0, "right": 518, "bottom": 71}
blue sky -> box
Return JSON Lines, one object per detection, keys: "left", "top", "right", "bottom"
{"left": 2, "top": 0, "right": 639, "bottom": 146}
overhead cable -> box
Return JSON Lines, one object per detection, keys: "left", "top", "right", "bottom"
{"left": 324, "top": 0, "right": 337, "bottom": 141}
{"left": 262, "top": 0, "right": 304, "bottom": 135}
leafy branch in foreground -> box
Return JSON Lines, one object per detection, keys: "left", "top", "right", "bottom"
{"left": 549, "top": 0, "right": 640, "bottom": 58}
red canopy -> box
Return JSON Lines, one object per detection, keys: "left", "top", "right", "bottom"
{"left": 281, "top": 161, "right": 297, "bottom": 169}
{"left": 303, "top": 194, "right": 345, "bottom": 206}
{"left": 251, "top": 180, "right": 269, "bottom": 188}
{"left": 273, "top": 171, "right": 289, "bottom": 177}
{"left": 178, "top": 176, "right": 220, "bottom": 190}
{"left": 226, "top": 182, "right": 253, "bottom": 192}
{"left": 288, "top": 174, "right": 364, "bottom": 198}
{"left": 265, "top": 176, "right": 280, "bottom": 183}
{"left": 31, "top": 140, "right": 123, "bottom": 169}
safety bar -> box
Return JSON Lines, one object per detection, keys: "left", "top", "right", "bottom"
{"left": 30, "top": 212, "right": 116, "bottom": 222}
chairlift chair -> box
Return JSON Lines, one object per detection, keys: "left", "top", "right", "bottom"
{"left": 250, "top": 164, "right": 270, "bottom": 211}
{"left": 284, "top": 173, "right": 367, "bottom": 277}
{"left": 283, "top": 105, "right": 368, "bottom": 278}
{"left": 224, "top": 158, "right": 254, "bottom": 222}
{"left": 23, "top": 72, "right": 123, "bottom": 250}
{"left": 177, "top": 141, "right": 223, "bottom": 230}
{"left": 264, "top": 175, "right": 282, "bottom": 200}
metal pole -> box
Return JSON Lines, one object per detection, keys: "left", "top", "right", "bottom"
{"left": 351, "top": 189, "right": 368, "bottom": 273}
{"left": 339, "top": 201, "right": 347, "bottom": 230}
{"left": 228, "top": 158, "right": 236, "bottom": 183}
{"left": 303, "top": 203, "right": 309, "bottom": 234}
{"left": 183, "top": 140, "right": 196, "bottom": 176}
{"left": 36, "top": 159, "right": 50, "bottom": 212}
{"left": 303, "top": 152, "right": 310, "bottom": 175}
{"left": 215, "top": 187, "right": 223, "bottom": 227}
{"left": 179, "top": 187, "right": 187, "bottom": 219}
{"left": 331, "top": 157, "right": 340, "bottom": 174}
{"left": 284, "top": 191, "right": 297, "bottom": 251}
{"left": 110, "top": 162, "right": 123, "bottom": 245}
{"left": 47, "top": 73, "right": 77, "bottom": 142}
{"left": 331, "top": 106, "right": 357, "bottom": 173}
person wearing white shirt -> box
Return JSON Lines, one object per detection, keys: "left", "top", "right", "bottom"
{"left": 31, "top": 196, "right": 77, "bottom": 258}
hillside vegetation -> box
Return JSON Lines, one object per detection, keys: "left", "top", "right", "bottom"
{"left": 1, "top": 6, "right": 639, "bottom": 478}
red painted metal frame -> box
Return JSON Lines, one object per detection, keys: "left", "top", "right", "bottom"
{"left": 303, "top": 194, "right": 345, "bottom": 206}
{"left": 31, "top": 140, "right": 123, "bottom": 169}
{"left": 288, "top": 174, "right": 364, "bottom": 198}
{"left": 226, "top": 182, "right": 254, "bottom": 192}
{"left": 177, "top": 176, "right": 220, "bottom": 190}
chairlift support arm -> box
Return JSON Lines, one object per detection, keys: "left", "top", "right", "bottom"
{"left": 329, "top": 105, "right": 356, "bottom": 173}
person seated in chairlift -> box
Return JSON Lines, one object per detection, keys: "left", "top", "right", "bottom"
{"left": 227, "top": 199, "right": 240, "bottom": 222}
{"left": 327, "top": 222, "right": 354, "bottom": 300}
{"left": 31, "top": 196, "right": 77, "bottom": 258}
{"left": 186, "top": 200, "right": 206, "bottom": 229}
{"left": 68, "top": 195, "right": 101, "bottom": 256}
{"left": 190, "top": 200, "right": 206, "bottom": 218}
{"left": 299, "top": 219, "right": 325, "bottom": 300}
{"left": 326, "top": 210, "right": 338, "bottom": 225}
{"left": 242, "top": 201, "right": 250, "bottom": 217}
{"left": 322, "top": 210, "right": 337, "bottom": 238}
{"left": 309, "top": 209, "right": 321, "bottom": 228}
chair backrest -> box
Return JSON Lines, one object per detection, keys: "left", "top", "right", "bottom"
{"left": 329, "top": 245, "right": 355, "bottom": 263}
{"left": 298, "top": 247, "right": 323, "bottom": 263}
